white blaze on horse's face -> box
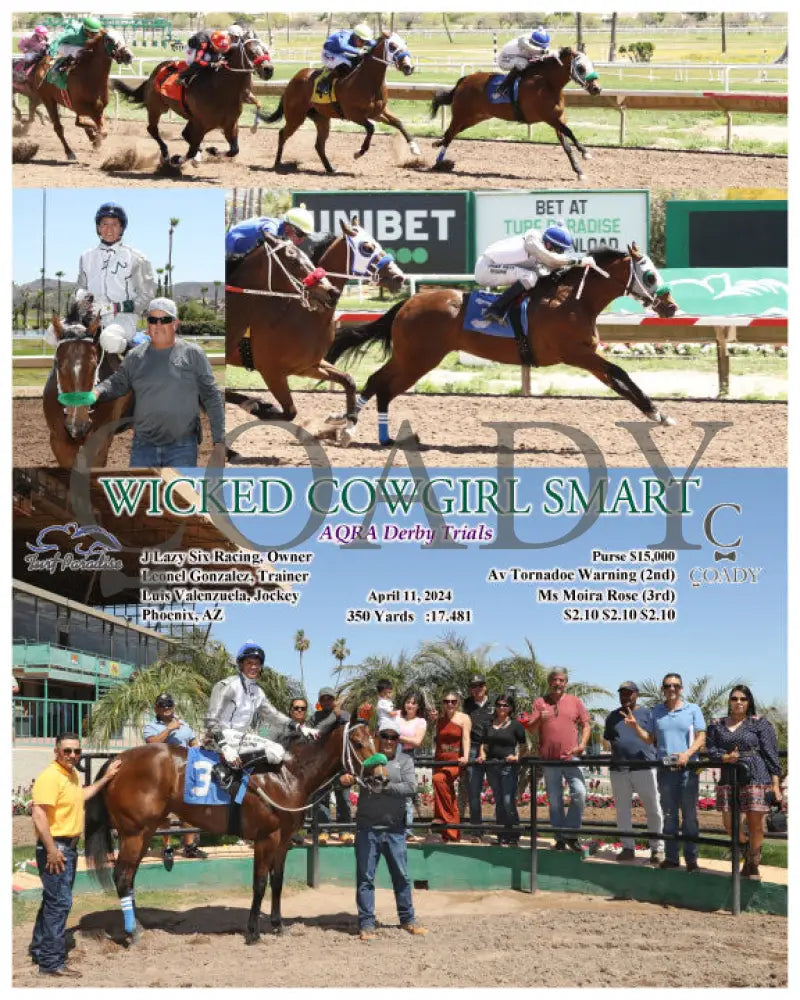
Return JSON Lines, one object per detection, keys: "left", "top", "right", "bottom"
{"left": 386, "top": 33, "right": 414, "bottom": 75}
{"left": 571, "top": 52, "right": 600, "bottom": 94}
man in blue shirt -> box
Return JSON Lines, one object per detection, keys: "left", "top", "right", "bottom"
{"left": 604, "top": 681, "right": 664, "bottom": 865}
{"left": 143, "top": 692, "right": 207, "bottom": 867}
{"left": 624, "top": 673, "right": 706, "bottom": 871}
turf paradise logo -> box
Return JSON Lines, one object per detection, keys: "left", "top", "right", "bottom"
{"left": 25, "top": 522, "right": 124, "bottom": 574}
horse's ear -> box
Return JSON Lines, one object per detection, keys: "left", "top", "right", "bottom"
{"left": 628, "top": 242, "right": 642, "bottom": 259}
{"left": 86, "top": 313, "right": 101, "bottom": 337}
{"left": 350, "top": 213, "right": 360, "bottom": 229}
{"left": 50, "top": 314, "right": 64, "bottom": 339}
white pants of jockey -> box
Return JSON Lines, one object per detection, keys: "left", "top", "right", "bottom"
{"left": 321, "top": 50, "right": 352, "bottom": 71}
{"left": 497, "top": 52, "right": 531, "bottom": 72}
{"left": 219, "top": 728, "right": 285, "bottom": 766}
{"left": 43, "top": 320, "right": 129, "bottom": 355}
{"left": 474, "top": 256, "right": 539, "bottom": 290}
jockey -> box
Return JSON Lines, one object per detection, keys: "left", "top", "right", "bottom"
{"left": 72, "top": 203, "right": 156, "bottom": 354}
{"left": 317, "top": 22, "right": 374, "bottom": 96}
{"left": 225, "top": 203, "right": 316, "bottom": 258}
{"left": 497, "top": 26, "right": 552, "bottom": 96}
{"left": 205, "top": 642, "right": 319, "bottom": 790}
{"left": 227, "top": 23, "right": 244, "bottom": 42}
{"left": 49, "top": 15, "right": 103, "bottom": 69}
{"left": 18, "top": 25, "right": 50, "bottom": 65}
{"left": 179, "top": 28, "right": 231, "bottom": 85}
{"left": 475, "top": 224, "right": 591, "bottom": 323}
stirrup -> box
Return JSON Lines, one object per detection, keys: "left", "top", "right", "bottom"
{"left": 212, "top": 762, "right": 236, "bottom": 791}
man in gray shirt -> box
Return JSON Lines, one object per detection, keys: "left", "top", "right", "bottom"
{"left": 91, "top": 296, "right": 225, "bottom": 468}
{"left": 341, "top": 722, "right": 428, "bottom": 941}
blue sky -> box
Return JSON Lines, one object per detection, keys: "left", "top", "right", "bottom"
{"left": 167, "top": 467, "right": 786, "bottom": 711}
{"left": 12, "top": 188, "right": 224, "bottom": 285}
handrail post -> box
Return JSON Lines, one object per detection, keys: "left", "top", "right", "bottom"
{"left": 731, "top": 762, "right": 741, "bottom": 915}
{"left": 529, "top": 761, "right": 538, "bottom": 895}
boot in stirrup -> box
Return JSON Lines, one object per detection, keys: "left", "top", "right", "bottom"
{"left": 484, "top": 280, "right": 526, "bottom": 323}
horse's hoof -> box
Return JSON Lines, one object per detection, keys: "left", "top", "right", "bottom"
{"left": 582, "top": 151, "right": 593, "bottom": 160}
{"left": 271, "top": 924, "right": 284, "bottom": 936}
{"left": 244, "top": 932, "right": 261, "bottom": 946}
{"left": 67, "top": 152, "right": 77, "bottom": 162}
{"left": 409, "top": 141, "right": 421, "bottom": 156}
{"left": 354, "top": 150, "right": 365, "bottom": 159}
{"left": 660, "top": 414, "right": 676, "bottom": 427}
{"left": 169, "top": 154, "right": 184, "bottom": 167}
{"left": 431, "top": 159, "right": 454, "bottom": 173}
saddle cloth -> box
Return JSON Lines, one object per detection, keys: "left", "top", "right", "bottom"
{"left": 44, "top": 60, "right": 72, "bottom": 94}
{"left": 155, "top": 61, "right": 187, "bottom": 102}
{"left": 184, "top": 746, "right": 249, "bottom": 806}
{"left": 312, "top": 69, "right": 337, "bottom": 104}
{"left": 463, "top": 290, "right": 530, "bottom": 339}
{"left": 486, "top": 73, "right": 521, "bottom": 105}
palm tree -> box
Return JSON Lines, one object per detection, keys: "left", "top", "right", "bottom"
{"left": 294, "top": 629, "right": 310, "bottom": 692}
{"left": 167, "top": 217, "right": 179, "bottom": 297}
{"left": 495, "top": 638, "right": 611, "bottom": 707}
{"left": 200, "top": 285, "right": 208, "bottom": 307}
{"left": 637, "top": 673, "right": 746, "bottom": 720}
{"left": 20, "top": 291, "right": 30, "bottom": 330}
{"left": 213, "top": 280, "right": 221, "bottom": 312}
{"left": 330, "top": 638, "right": 350, "bottom": 689}
{"left": 156, "top": 267, "right": 165, "bottom": 296}
{"left": 608, "top": 12, "right": 617, "bottom": 62}
{"left": 54, "top": 270, "right": 65, "bottom": 314}
{"left": 576, "top": 12, "right": 585, "bottom": 53}
{"left": 335, "top": 650, "right": 416, "bottom": 716}
{"left": 720, "top": 12, "right": 727, "bottom": 54}
{"left": 86, "top": 631, "right": 302, "bottom": 746}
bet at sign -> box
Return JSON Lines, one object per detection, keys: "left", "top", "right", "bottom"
{"left": 295, "top": 191, "right": 471, "bottom": 273}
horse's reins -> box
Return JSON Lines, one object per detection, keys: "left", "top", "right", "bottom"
{"left": 225, "top": 238, "right": 328, "bottom": 307}
{"left": 322, "top": 233, "right": 398, "bottom": 286}
{"left": 240, "top": 721, "right": 387, "bottom": 813}
{"left": 574, "top": 256, "right": 666, "bottom": 310}
{"left": 222, "top": 36, "right": 271, "bottom": 73}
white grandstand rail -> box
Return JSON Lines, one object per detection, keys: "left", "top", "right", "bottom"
{"left": 334, "top": 311, "right": 787, "bottom": 397}
{"left": 14, "top": 353, "right": 226, "bottom": 368}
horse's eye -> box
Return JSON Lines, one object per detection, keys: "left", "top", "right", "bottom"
{"left": 643, "top": 272, "right": 656, "bottom": 286}
{"left": 359, "top": 242, "right": 374, "bottom": 254}
{"left": 286, "top": 246, "right": 297, "bottom": 258}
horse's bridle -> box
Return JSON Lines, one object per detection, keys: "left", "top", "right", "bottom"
{"left": 341, "top": 721, "right": 387, "bottom": 789}
{"left": 226, "top": 35, "right": 271, "bottom": 73}
{"left": 53, "top": 329, "right": 103, "bottom": 409}
{"left": 321, "top": 232, "right": 396, "bottom": 286}
{"left": 226, "top": 237, "right": 328, "bottom": 309}
{"left": 578, "top": 255, "right": 668, "bottom": 311}
{"left": 366, "top": 37, "right": 411, "bottom": 70}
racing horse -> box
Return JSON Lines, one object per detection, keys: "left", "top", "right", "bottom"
{"left": 430, "top": 46, "right": 601, "bottom": 177}
{"left": 113, "top": 28, "right": 273, "bottom": 166}
{"left": 226, "top": 217, "right": 405, "bottom": 440}
{"left": 262, "top": 32, "right": 419, "bottom": 173}
{"left": 13, "top": 29, "right": 132, "bottom": 161}
{"left": 326, "top": 244, "right": 679, "bottom": 446}
{"left": 42, "top": 294, "right": 132, "bottom": 469}
{"left": 85, "top": 719, "right": 388, "bottom": 943}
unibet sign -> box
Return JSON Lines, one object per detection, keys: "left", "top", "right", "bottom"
{"left": 474, "top": 190, "right": 649, "bottom": 263}
{"left": 293, "top": 191, "right": 472, "bottom": 273}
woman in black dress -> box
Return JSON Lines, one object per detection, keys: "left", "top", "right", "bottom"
{"left": 706, "top": 685, "right": 783, "bottom": 879}
{"left": 477, "top": 695, "right": 527, "bottom": 846}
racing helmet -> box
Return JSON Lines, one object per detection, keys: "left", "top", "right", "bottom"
{"left": 210, "top": 30, "right": 231, "bottom": 53}
{"left": 351, "top": 22, "right": 374, "bottom": 42}
{"left": 82, "top": 16, "right": 103, "bottom": 34}
{"left": 283, "top": 203, "right": 315, "bottom": 236}
{"left": 530, "top": 26, "right": 551, "bottom": 50}
{"left": 236, "top": 642, "right": 265, "bottom": 666}
{"left": 33, "top": 25, "right": 49, "bottom": 38}
{"left": 95, "top": 202, "right": 128, "bottom": 234}
{"left": 227, "top": 23, "right": 244, "bottom": 38}
{"left": 542, "top": 224, "right": 573, "bottom": 252}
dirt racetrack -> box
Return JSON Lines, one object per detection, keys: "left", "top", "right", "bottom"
{"left": 13, "top": 119, "right": 788, "bottom": 191}
{"left": 225, "top": 391, "right": 786, "bottom": 467}
{"left": 12, "top": 883, "right": 787, "bottom": 988}
{"left": 12, "top": 399, "right": 215, "bottom": 469}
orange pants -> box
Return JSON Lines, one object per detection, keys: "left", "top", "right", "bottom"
{"left": 433, "top": 763, "right": 461, "bottom": 841}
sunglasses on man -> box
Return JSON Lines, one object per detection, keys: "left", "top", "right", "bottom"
{"left": 147, "top": 315, "right": 175, "bottom": 325}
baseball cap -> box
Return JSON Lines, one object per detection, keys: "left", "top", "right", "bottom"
{"left": 318, "top": 686, "right": 336, "bottom": 698}
{"left": 618, "top": 681, "right": 639, "bottom": 693}
{"left": 379, "top": 724, "right": 400, "bottom": 736}
{"left": 469, "top": 674, "right": 486, "bottom": 686}
{"left": 147, "top": 296, "right": 179, "bottom": 319}
{"left": 155, "top": 692, "right": 174, "bottom": 707}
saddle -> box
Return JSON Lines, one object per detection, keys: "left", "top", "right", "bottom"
{"left": 154, "top": 61, "right": 188, "bottom": 104}
{"left": 312, "top": 69, "right": 338, "bottom": 104}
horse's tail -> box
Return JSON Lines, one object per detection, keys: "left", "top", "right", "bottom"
{"left": 326, "top": 301, "right": 405, "bottom": 366}
{"left": 83, "top": 758, "right": 116, "bottom": 891}
{"left": 430, "top": 79, "right": 462, "bottom": 117}
{"left": 257, "top": 96, "right": 284, "bottom": 124}
{"left": 112, "top": 78, "right": 147, "bottom": 106}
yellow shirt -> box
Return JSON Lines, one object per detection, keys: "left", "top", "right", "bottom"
{"left": 31, "top": 760, "right": 83, "bottom": 838}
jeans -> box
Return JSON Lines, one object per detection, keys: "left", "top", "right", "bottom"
{"left": 314, "top": 784, "right": 353, "bottom": 831}
{"left": 457, "top": 745, "right": 485, "bottom": 827}
{"left": 31, "top": 842, "right": 78, "bottom": 972}
{"left": 355, "top": 827, "right": 415, "bottom": 930}
{"left": 129, "top": 433, "right": 198, "bottom": 468}
{"left": 658, "top": 769, "right": 700, "bottom": 864}
{"left": 610, "top": 767, "right": 664, "bottom": 853}
{"left": 486, "top": 763, "right": 520, "bottom": 844}
{"left": 543, "top": 763, "right": 586, "bottom": 841}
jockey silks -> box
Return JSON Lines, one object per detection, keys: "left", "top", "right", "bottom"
{"left": 77, "top": 241, "right": 156, "bottom": 342}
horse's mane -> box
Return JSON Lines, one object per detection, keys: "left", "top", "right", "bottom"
{"left": 537, "top": 245, "right": 626, "bottom": 292}
{"left": 308, "top": 232, "right": 338, "bottom": 264}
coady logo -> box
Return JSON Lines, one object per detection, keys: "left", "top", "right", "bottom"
{"left": 689, "top": 502, "right": 763, "bottom": 588}
{"left": 25, "top": 522, "right": 124, "bottom": 574}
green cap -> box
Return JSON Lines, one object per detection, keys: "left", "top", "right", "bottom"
{"left": 83, "top": 16, "right": 103, "bottom": 31}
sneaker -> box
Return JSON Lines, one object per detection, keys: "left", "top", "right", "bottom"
{"left": 617, "top": 848, "right": 636, "bottom": 863}
{"left": 650, "top": 850, "right": 665, "bottom": 866}
{"left": 659, "top": 859, "right": 680, "bottom": 870}
{"left": 162, "top": 846, "right": 174, "bottom": 872}
{"left": 359, "top": 928, "right": 377, "bottom": 941}
{"left": 183, "top": 844, "right": 208, "bottom": 860}
{"left": 400, "top": 923, "right": 429, "bottom": 935}
{"left": 38, "top": 966, "right": 81, "bottom": 978}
